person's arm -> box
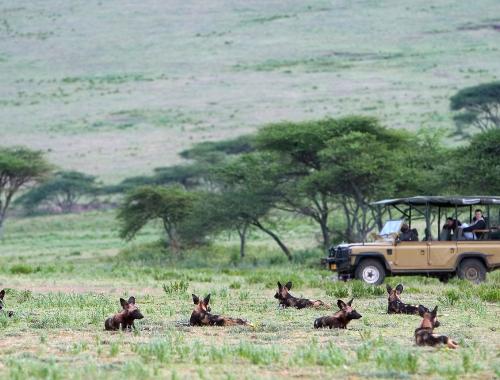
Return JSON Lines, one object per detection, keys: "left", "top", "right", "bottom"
{"left": 463, "top": 220, "right": 486, "bottom": 232}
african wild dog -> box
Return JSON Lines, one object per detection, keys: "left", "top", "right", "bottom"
{"left": 104, "top": 296, "right": 144, "bottom": 331}
{"left": 0, "top": 289, "right": 14, "bottom": 317}
{"left": 314, "top": 298, "right": 362, "bottom": 329}
{"left": 274, "top": 281, "right": 327, "bottom": 309}
{"left": 414, "top": 306, "right": 458, "bottom": 349}
{"left": 387, "top": 284, "right": 429, "bottom": 315}
{"left": 190, "top": 294, "right": 251, "bottom": 327}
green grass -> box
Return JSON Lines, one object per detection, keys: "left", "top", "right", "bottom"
{"left": 1, "top": 1, "right": 500, "bottom": 182}
{"left": 0, "top": 211, "right": 499, "bottom": 378}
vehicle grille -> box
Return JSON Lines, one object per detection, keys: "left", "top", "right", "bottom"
{"left": 328, "top": 245, "right": 350, "bottom": 271}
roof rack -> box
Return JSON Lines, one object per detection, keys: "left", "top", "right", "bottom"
{"left": 371, "top": 196, "right": 500, "bottom": 207}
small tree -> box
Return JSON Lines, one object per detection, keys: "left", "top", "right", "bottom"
{"left": 450, "top": 82, "right": 500, "bottom": 134}
{"left": 0, "top": 147, "right": 52, "bottom": 237}
{"left": 212, "top": 153, "right": 293, "bottom": 260}
{"left": 117, "top": 185, "right": 198, "bottom": 254}
{"left": 16, "top": 170, "right": 97, "bottom": 213}
{"left": 181, "top": 192, "right": 251, "bottom": 258}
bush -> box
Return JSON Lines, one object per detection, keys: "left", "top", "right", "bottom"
{"left": 10, "top": 264, "right": 35, "bottom": 274}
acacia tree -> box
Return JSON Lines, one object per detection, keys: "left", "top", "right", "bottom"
{"left": 255, "top": 118, "right": 342, "bottom": 251}
{"left": 450, "top": 82, "right": 500, "bottom": 135}
{"left": 320, "top": 128, "right": 417, "bottom": 241}
{"left": 117, "top": 185, "right": 199, "bottom": 254}
{"left": 0, "top": 147, "right": 52, "bottom": 237}
{"left": 255, "top": 117, "right": 447, "bottom": 245}
{"left": 16, "top": 170, "right": 97, "bottom": 213}
{"left": 211, "top": 153, "right": 293, "bottom": 261}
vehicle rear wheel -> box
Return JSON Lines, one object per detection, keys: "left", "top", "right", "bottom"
{"left": 355, "top": 259, "right": 385, "bottom": 285}
{"left": 457, "top": 258, "right": 486, "bottom": 283}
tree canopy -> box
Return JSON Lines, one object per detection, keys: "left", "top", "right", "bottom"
{"left": 0, "top": 147, "right": 52, "bottom": 235}
{"left": 117, "top": 185, "right": 199, "bottom": 253}
{"left": 16, "top": 170, "right": 97, "bottom": 213}
{"left": 450, "top": 82, "right": 500, "bottom": 134}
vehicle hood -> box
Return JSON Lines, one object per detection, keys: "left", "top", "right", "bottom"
{"left": 335, "top": 241, "right": 393, "bottom": 249}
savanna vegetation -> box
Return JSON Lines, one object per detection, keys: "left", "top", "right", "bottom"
{"left": 1, "top": 1, "right": 500, "bottom": 379}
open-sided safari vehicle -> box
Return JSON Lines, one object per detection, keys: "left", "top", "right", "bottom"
{"left": 325, "top": 196, "right": 500, "bottom": 284}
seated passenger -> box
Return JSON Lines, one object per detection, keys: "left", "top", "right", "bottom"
{"left": 400, "top": 223, "right": 418, "bottom": 241}
{"left": 462, "top": 209, "right": 487, "bottom": 240}
{"left": 440, "top": 217, "right": 461, "bottom": 241}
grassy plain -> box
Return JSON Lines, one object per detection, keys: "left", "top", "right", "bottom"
{"left": 1, "top": 1, "right": 500, "bottom": 182}
{"left": 0, "top": 211, "right": 499, "bottom": 379}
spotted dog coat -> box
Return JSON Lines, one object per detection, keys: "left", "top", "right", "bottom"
{"left": 0, "top": 289, "right": 14, "bottom": 317}
{"left": 387, "top": 284, "right": 429, "bottom": 315}
{"left": 104, "top": 296, "right": 144, "bottom": 331}
{"left": 190, "top": 294, "right": 250, "bottom": 327}
{"left": 314, "top": 298, "right": 362, "bottom": 329}
{"left": 414, "top": 306, "right": 458, "bottom": 349}
{"left": 274, "top": 281, "right": 327, "bottom": 309}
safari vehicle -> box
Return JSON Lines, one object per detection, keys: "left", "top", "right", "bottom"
{"left": 325, "top": 196, "right": 500, "bottom": 284}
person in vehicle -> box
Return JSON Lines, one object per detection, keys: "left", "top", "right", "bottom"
{"left": 400, "top": 223, "right": 418, "bottom": 241}
{"left": 440, "top": 217, "right": 461, "bottom": 241}
{"left": 461, "top": 209, "right": 487, "bottom": 240}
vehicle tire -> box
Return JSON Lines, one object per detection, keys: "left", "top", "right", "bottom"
{"left": 355, "top": 259, "right": 385, "bottom": 285}
{"left": 457, "top": 258, "right": 486, "bottom": 283}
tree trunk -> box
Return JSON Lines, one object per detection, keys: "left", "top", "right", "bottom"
{"left": 0, "top": 218, "right": 4, "bottom": 240}
{"left": 163, "top": 220, "right": 181, "bottom": 256}
{"left": 237, "top": 223, "right": 248, "bottom": 258}
{"left": 319, "top": 216, "right": 330, "bottom": 253}
{"left": 252, "top": 220, "right": 292, "bottom": 261}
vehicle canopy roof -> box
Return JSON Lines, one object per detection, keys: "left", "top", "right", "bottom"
{"left": 371, "top": 196, "right": 500, "bottom": 207}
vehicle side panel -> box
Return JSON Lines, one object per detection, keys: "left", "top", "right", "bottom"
{"left": 456, "top": 241, "right": 500, "bottom": 269}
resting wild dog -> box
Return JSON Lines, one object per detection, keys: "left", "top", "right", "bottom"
{"left": 104, "top": 296, "right": 144, "bottom": 331}
{"left": 274, "top": 281, "right": 327, "bottom": 309}
{"left": 190, "top": 294, "right": 250, "bottom": 327}
{"left": 386, "top": 284, "right": 429, "bottom": 315}
{"left": 415, "top": 306, "right": 458, "bottom": 349}
{"left": 0, "top": 289, "right": 14, "bottom": 317}
{"left": 314, "top": 298, "right": 362, "bottom": 329}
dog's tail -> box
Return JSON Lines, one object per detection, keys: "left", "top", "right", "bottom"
{"left": 313, "top": 300, "right": 330, "bottom": 309}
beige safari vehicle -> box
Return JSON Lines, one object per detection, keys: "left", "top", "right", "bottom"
{"left": 325, "top": 196, "right": 500, "bottom": 284}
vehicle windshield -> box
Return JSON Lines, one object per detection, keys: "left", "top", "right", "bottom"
{"left": 379, "top": 220, "right": 403, "bottom": 236}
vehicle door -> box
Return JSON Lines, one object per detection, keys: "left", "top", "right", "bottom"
{"left": 394, "top": 241, "right": 429, "bottom": 270}
{"left": 428, "top": 240, "right": 458, "bottom": 269}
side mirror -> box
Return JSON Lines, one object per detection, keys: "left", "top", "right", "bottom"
{"left": 395, "top": 235, "right": 401, "bottom": 244}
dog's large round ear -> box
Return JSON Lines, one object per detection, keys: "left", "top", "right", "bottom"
{"left": 192, "top": 294, "right": 199, "bottom": 304}
{"left": 285, "top": 281, "right": 292, "bottom": 290}
{"left": 386, "top": 284, "right": 392, "bottom": 294}
{"left": 347, "top": 298, "right": 353, "bottom": 306}
{"left": 203, "top": 294, "right": 211, "bottom": 305}
{"left": 120, "top": 298, "right": 128, "bottom": 309}
{"left": 418, "top": 305, "right": 427, "bottom": 317}
{"left": 395, "top": 284, "right": 404, "bottom": 294}
{"left": 431, "top": 306, "right": 438, "bottom": 317}
{"left": 277, "top": 281, "right": 282, "bottom": 289}
{"left": 337, "top": 299, "right": 347, "bottom": 309}
{"left": 0, "top": 289, "right": 5, "bottom": 300}
{"left": 127, "top": 296, "right": 136, "bottom": 305}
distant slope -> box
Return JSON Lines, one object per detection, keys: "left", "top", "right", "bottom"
{"left": 0, "top": 0, "right": 499, "bottom": 182}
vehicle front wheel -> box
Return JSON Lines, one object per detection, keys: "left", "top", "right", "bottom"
{"left": 355, "top": 259, "right": 385, "bottom": 285}
{"left": 457, "top": 258, "right": 486, "bottom": 283}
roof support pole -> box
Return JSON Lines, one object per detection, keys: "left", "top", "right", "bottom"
{"left": 438, "top": 206, "right": 441, "bottom": 241}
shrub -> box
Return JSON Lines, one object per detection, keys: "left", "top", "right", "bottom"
{"left": 162, "top": 280, "right": 189, "bottom": 296}
{"left": 10, "top": 264, "right": 35, "bottom": 274}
